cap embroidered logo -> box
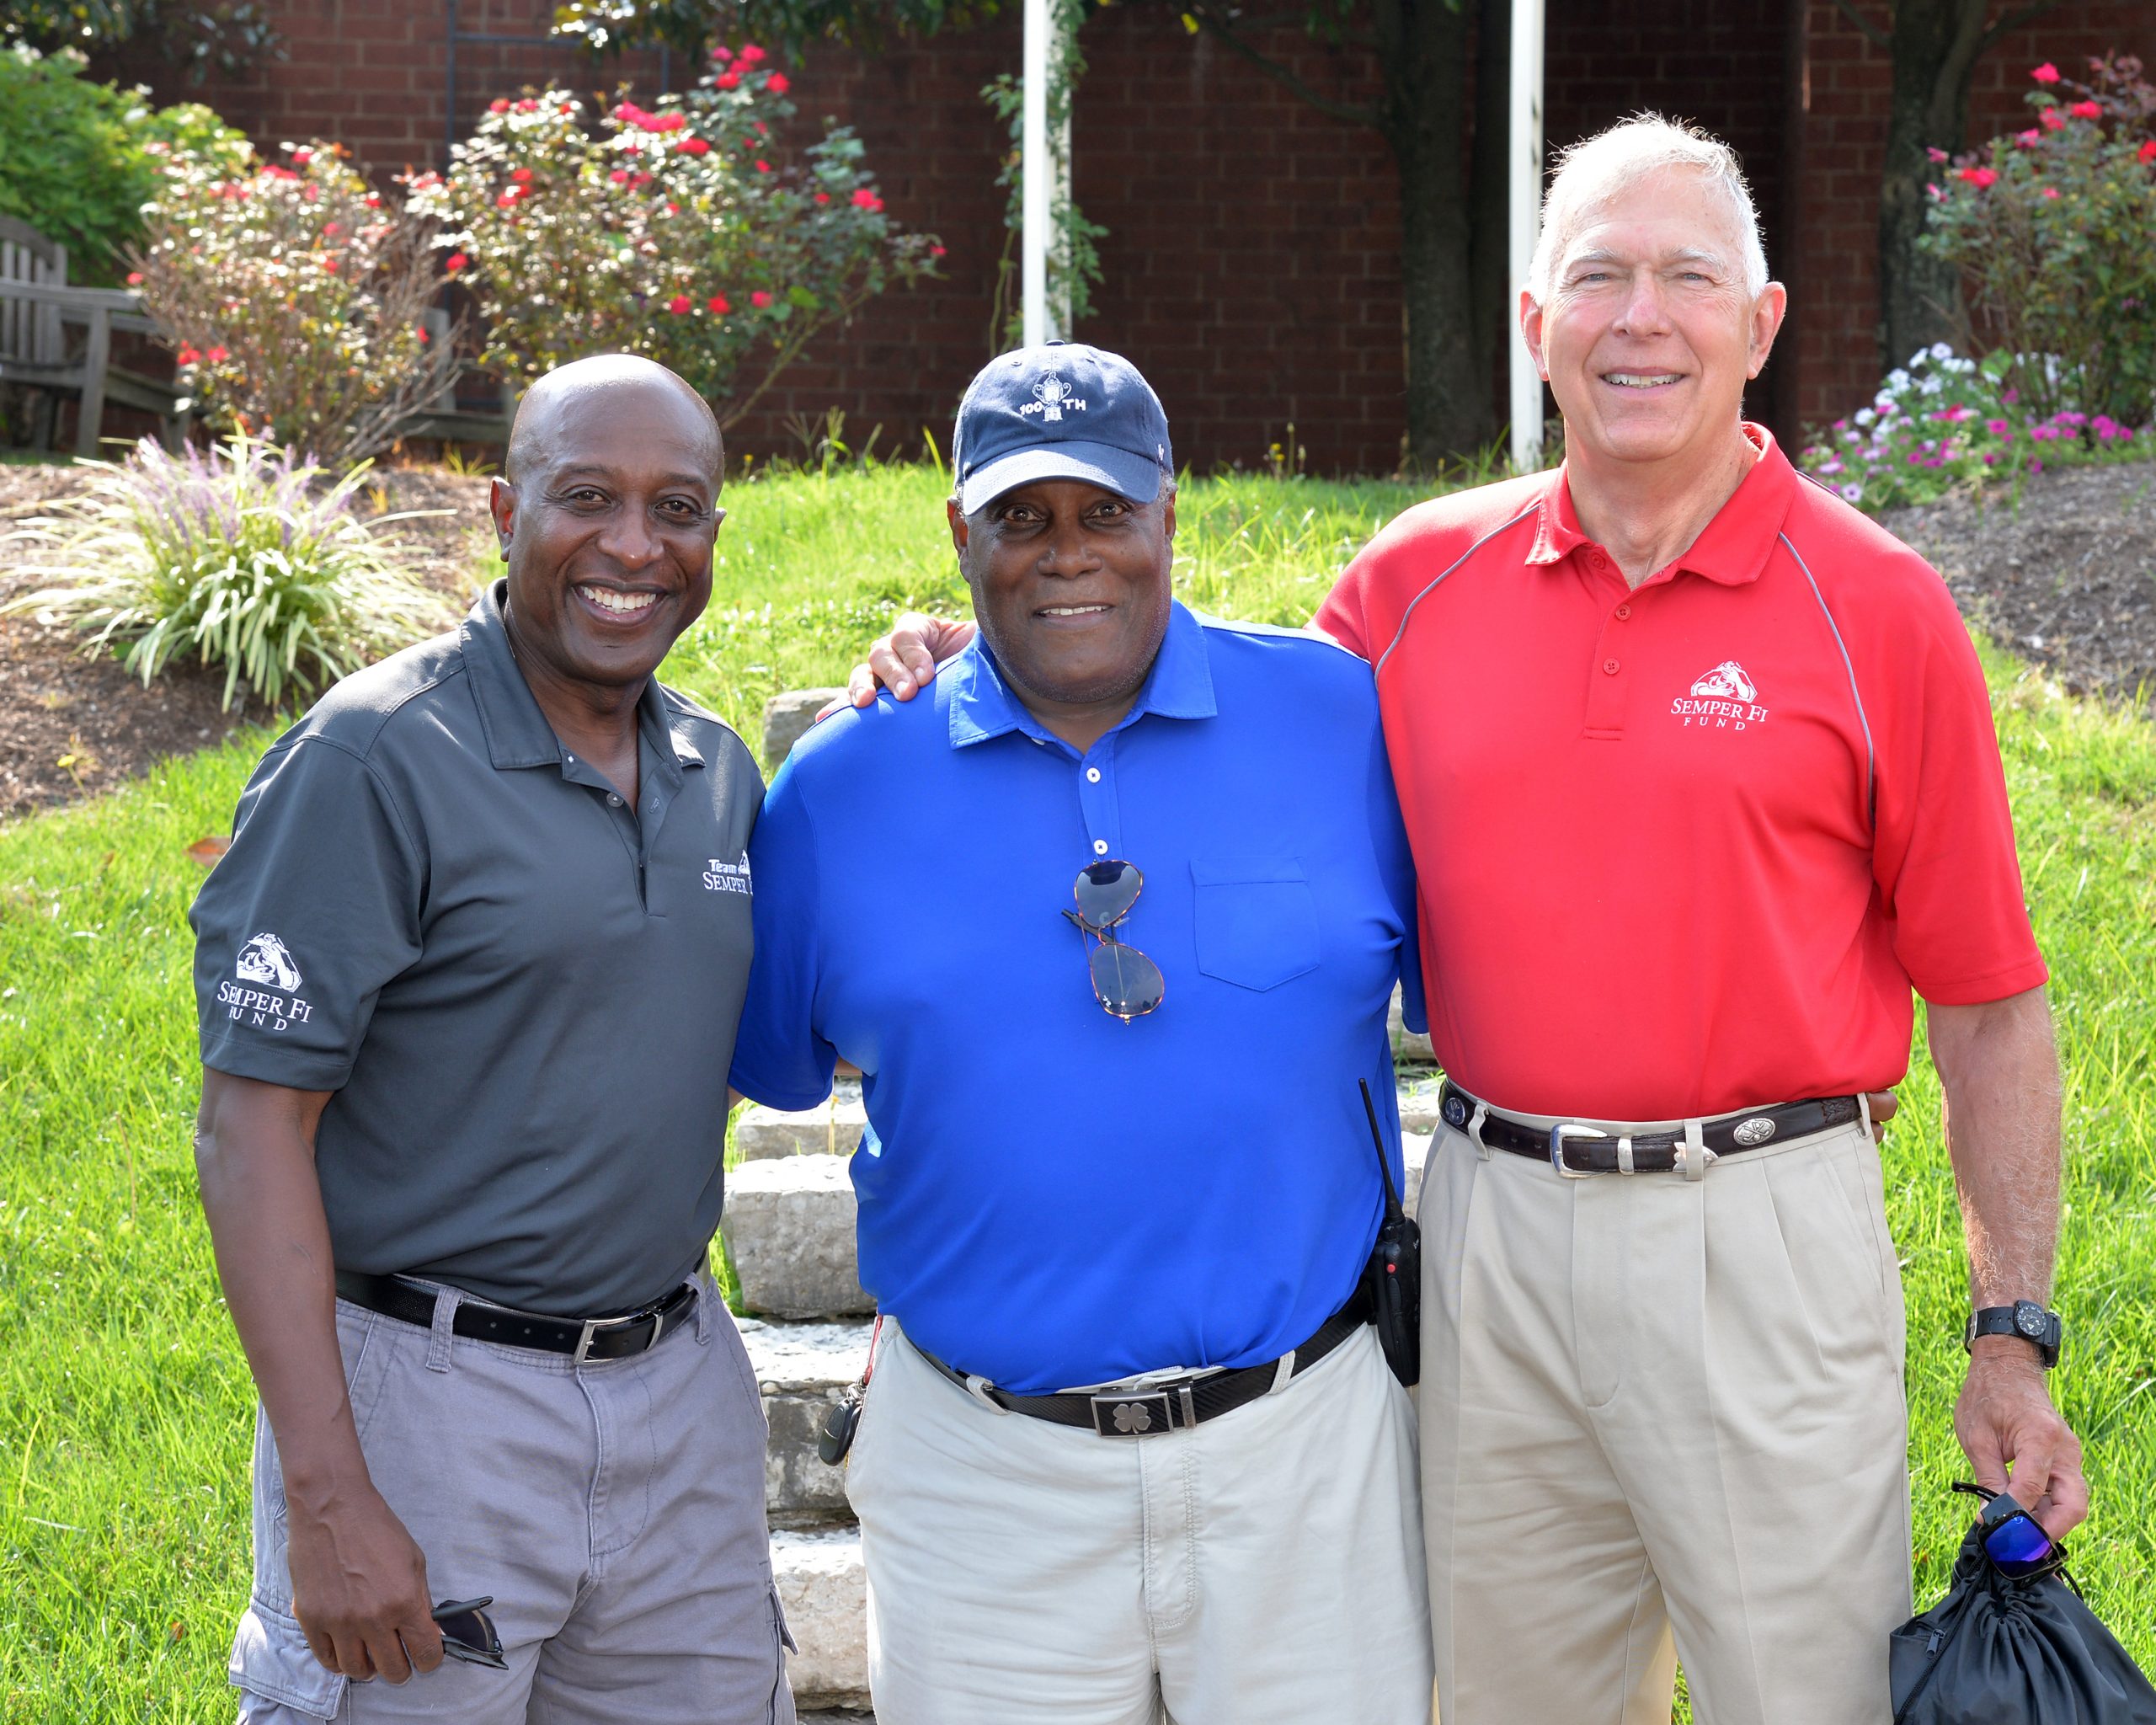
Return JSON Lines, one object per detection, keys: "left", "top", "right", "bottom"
{"left": 1024, "top": 374, "right": 1084, "bottom": 423}
{"left": 236, "top": 932, "right": 302, "bottom": 992}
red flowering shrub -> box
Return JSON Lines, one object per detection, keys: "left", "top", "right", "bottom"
{"left": 131, "top": 137, "right": 451, "bottom": 467}
{"left": 408, "top": 51, "right": 938, "bottom": 425}
{"left": 1923, "top": 53, "right": 2156, "bottom": 424}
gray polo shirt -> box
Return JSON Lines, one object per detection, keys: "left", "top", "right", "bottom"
{"left": 190, "top": 581, "right": 760, "bottom": 1316}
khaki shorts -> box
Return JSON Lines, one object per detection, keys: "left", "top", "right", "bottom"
{"left": 229, "top": 1274, "right": 794, "bottom": 1725}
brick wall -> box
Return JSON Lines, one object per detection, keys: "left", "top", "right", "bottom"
{"left": 1790, "top": 0, "right": 2156, "bottom": 429}
{"left": 93, "top": 0, "right": 2156, "bottom": 472}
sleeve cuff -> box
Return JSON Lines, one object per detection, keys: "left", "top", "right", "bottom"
{"left": 200, "top": 1035, "right": 355, "bottom": 1092}
{"left": 1912, "top": 955, "right": 2052, "bottom": 1007}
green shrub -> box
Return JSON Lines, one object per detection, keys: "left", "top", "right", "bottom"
{"left": 132, "top": 138, "right": 449, "bottom": 468}
{"left": 3, "top": 435, "right": 449, "bottom": 708}
{"left": 0, "top": 43, "right": 240, "bottom": 282}
{"left": 1923, "top": 52, "right": 2156, "bottom": 425}
{"left": 405, "top": 45, "right": 940, "bottom": 425}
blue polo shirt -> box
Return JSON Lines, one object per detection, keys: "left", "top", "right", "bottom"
{"left": 728, "top": 601, "right": 1422, "bottom": 1393}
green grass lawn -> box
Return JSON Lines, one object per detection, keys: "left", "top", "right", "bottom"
{"left": 1, "top": 463, "right": 2151, "bottom": 1717}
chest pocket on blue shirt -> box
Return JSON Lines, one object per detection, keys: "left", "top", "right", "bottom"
{"left": 1189, "top": 858, "right": 1320, "bottom": 991}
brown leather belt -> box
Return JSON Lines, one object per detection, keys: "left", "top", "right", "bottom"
{"left": 1437, "top": 1083, "right": 1862, "bottom": 1177}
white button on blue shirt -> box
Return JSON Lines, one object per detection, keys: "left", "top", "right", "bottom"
{"left": 729, "top": 601, "right": 1423, "bottom": 1394}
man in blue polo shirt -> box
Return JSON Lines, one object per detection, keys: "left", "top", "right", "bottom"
{"left": 728, "top": 344, "right": 1433, "bottom": 1723}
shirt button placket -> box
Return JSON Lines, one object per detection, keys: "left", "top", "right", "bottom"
{"left": 1080, "top": 747, "right": 1121, "bottom": 862}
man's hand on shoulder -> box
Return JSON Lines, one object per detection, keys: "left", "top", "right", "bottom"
{"left": 286, "top": 1471, "right": 445, "bottom": 1681}
{"left": 1956, "top": 1341, "right": 2087, "bottom": 1540}
{"left": 832, "top": 612, "right": 978, "bottom": 713}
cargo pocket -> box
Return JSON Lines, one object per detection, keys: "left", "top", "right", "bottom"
{"left": 229, "top": 1596, "right": 346, "bottom": 1720}
{"left": 767, "top": 1584, "right": 799, "bottom": 1724}
{"left": 1190, "top": 859, "right": 1319, "bottom": 991}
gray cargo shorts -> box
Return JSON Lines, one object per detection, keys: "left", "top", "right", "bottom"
{"left": 229, "top": 1272, "right": 795, "bottom": 1724}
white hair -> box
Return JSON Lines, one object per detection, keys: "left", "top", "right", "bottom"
{"left": 1528, "top": 114, "right": 1769, "bottom": 303}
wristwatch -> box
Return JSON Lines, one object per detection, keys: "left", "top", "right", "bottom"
{"left": 1964, "top": 1301, "right": 2062, "bottom": 1370}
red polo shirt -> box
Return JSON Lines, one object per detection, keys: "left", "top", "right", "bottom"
{"left": 1315, "top": 426, "right": 2047, "bottom": 1120}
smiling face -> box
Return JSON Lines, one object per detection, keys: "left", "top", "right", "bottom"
{"left": 489, "top": 362, "right": 723, "bottom": 697}
{"left": 951, "top": 478, "right": 1175, "bottom": 749}
{"left": 1524, "top": 168, "right": 1785, "bottom": 477}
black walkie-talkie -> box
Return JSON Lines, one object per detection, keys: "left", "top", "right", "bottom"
{"left": 1358, "top": 1078, "right": 1422, "bottom": 1388}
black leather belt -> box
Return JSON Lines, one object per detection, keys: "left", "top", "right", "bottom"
{"left": 334, "top": 1270, "right": 698, "bottom": 1364}
{"left": 919, "top": 1285, "right": 1374, "bottom": 1437}
{"left": 1438, "top": 1082, "right": 1862, "bottom": 1177}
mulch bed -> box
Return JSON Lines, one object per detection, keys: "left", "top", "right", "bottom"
{"left": 0, "top": 462, "right": 490, "bottom": 820}
{"left": 0, "top": 457, "right": 2149, "bottom": 823}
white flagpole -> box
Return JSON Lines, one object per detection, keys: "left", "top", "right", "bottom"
{"left": 1022, "top": 0, "right": 1051, "bottom": 348}
{"left": 1508, "top": 0, "right": 1545, "bottom": 471}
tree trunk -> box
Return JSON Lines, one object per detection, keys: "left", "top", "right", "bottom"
{"left": 1382, "top": 0, "right": 1493, "bottom": 468}
{"left": 1468, "top": 0, "right": 1511, "bottom": 404}
{"left": 1876, "top": 0, "right": 1991, "bottom": 371}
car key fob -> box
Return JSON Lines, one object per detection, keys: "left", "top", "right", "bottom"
{"left": 819, "top": 1386, "right": 863, "bottom": 1465}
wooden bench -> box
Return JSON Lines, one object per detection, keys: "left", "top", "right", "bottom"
{"left": 0, "top": 216, "right": 190, "bottom": 457}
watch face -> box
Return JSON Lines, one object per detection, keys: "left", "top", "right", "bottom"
{"left": 2017, "top": 1306, "right": 2047, "bottom": 1338}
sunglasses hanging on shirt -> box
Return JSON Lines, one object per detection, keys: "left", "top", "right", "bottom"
{"left": 1063, "top": 859, "right": 1165, "bottom": 1022}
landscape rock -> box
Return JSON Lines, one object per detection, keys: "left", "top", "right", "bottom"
{"left": 772, "top": 1527, "right": 869, "bottom": 1711}
{"left": 736, "top": 1078, "right": 867, "bottom": 1162}
{"left": 741, "top": 1316, "right": 873, "bottom": 1526}
{"left": 763, "top": 689, "right": 849, "bottom": 770}
{"left": 724, "top": 1155, "right": 872, "bottom": 1319}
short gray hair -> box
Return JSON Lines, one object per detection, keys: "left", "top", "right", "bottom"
{"left": 1528, "top": 114, "right": 1769, "bottom": 303}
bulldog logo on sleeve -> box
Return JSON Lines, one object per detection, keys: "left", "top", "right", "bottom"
{"left": 218, "top": 932, "right": 315, "bottom": 1031}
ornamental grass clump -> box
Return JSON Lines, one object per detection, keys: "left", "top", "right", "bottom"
{"left": 131, "top": 136, "right": 453, "bottom": 468}
{"left": 1922, "top": 53, "right": 2156, "bottom": 426}
{"left": 4, "top": 435, "right": 449, "bottom": 711}
{"left": 409, "top": 46, "right": 941, "bottom": 425}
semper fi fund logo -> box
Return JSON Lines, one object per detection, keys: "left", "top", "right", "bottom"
{"left": 702, "top": 853, "right": 752, "bottom": 895}
{"left": 1670, "top": 660, "right": 1770, "bottom": 733}
{"left": 218, "top": 932, "right": 315, "bottom": 1032}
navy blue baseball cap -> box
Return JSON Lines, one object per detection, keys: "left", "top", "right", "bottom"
{"left": 953, "top": 342, "right": 1174, "bottom": 515}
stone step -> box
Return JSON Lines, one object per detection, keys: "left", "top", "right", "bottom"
{"left": 735, "top": 1078, "right": 867, "bottom": 1162}
{"left": 742, "top": 1316, "right": 873, "bottom": 1527}
{"left": 725, "top": 1155, "right": 873, "bottom": 1320}
{"left": 1388, "top": 983, "right": 1436, "bottom": 1065}
{"left": 773, "top": 1526, "right": 870, "bottom": 1712}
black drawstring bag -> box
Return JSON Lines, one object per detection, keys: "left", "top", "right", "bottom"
{"left": 1891, "top": 1487, "right": 2156, "bottom": 1724}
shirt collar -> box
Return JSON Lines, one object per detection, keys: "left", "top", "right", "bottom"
{"left": 947, "top": 598, "right": 1218, "bottom": 750}
{"left": 1526, "top": 423, "right": 1798, "bottom": 588}
{"left": 462, "top": 579, "right": 702, "bottom": 777}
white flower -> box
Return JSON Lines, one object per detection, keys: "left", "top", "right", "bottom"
{"left": 1929, "top": 341, "right": 1956, "bottom": 362}
{"left": 1854, "top": 408, "right": 1876, "bottom": 426}
{"left": 1887, "top": 369, "right": 1912, "bottom": 390}
{"left": 1921, "top": 375, "right": 1945, "bottom": 393}
{"left": 1840, "top": 482, "right": 1864, "bottom": 502}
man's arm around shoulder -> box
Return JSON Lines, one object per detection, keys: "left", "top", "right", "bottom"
{"left": 195, "top": 1070, "right": 444, "bottom": 1682}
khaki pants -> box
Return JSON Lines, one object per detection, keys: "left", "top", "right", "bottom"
{"left": 1417, "top": 1116, "right": 1912, "bottom": 1725}
{"left": 846, "top": 1320, "right": 1434, "bottom": 1725}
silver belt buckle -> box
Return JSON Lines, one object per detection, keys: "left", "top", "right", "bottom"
{"left": 1091, "top": 1390, "right": 1174, "bottom": 1436}
{"left": 572, "top": 1311, "right": 648, "bottom": 1366}
{"left": 1549, "top": 1122, "right": 1606, "bottom": 1178}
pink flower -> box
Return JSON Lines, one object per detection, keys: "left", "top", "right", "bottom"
{"left": 365, "top": 192, "right": 382, "bottom": 208}
{"left": 559, "top": 102, "right": 575, "bottom": 115}
{"left": 676, "top": 136, "right": 711, "bottom": 155}
{"left": 814, "top": 190, "right": 830, "bottom": 204}
{"left": 750, "top": 290, "right": 772, "bottom": 307}
{"left": 515, "top": 99, "right": 539, "bottom": 113}
{"left": 738, "top": 43, "right": 766, "bottom": 64}
{"left": 716, "top": 72, "right": 740, "bottom": 89}
{"left": 610, "top": 168, "right": 630, "bottom": 184}
{"left": 755, "top": 159, "right": 772, "bottom": 174}
{"left": 497, "top": 189, "right": 521, "bottom": 207}
{"left": 1926, "top": 147, "right": 1950, "bottom": 164}
{"left": 205, "top": 344, "right": 228, "bottom": 363}
{"left": 710, "top": 43, "right": 731, "bottom": 61}
{"left": 291, "top": 147, "right": 313, "bottom": 167}
{"left": 511, "top": 168, "right": 533, "bottom": 183}
{"left": 2069, "top": 99, "right": 2102, "bottom": 120}
{"left": 2041, "top": 107, "right": 2066, "bottom": 131}
{"left": 176, "top": 344, "right": 201, "bottom": 365}
{"left": 2041, "top": 185, "right": 2061, "bottom": 199}
{"left": 851, "top": 187, "right": 882, "bottom": 210}
{"left": 489, "top": 99, "right": 510, "bottom": 114}
{"left": 1986, "top": 419, "right": 2011, "bottom": 436}
{"left": 755, "top": 122, "right": 768, "bottom": 136}
{"left": 2016, "top": 129, "right": 2041, "bottom": 148}
{"left": 125, "top": 270, "right": 144, "bottom": 286}
{"left": 668, "top": 294, "right": 692, "bottom": 313}
{"left": 2031, "top": 61, "right": 2060, "bottom": 83}
{"left": 931, "top": 243, "right": 947, "bottom": 257}
{"left": 1957, "top": 165, "right": 1998, "bottom": 188}
{"left": 323, "top": 257, "right": 339, "bottom": 271}
{"left": 2141, "top": 140, "right": 2156, "bottom": 164}
{"left": 446, "top": 252, "right": 467, "bottom": 273}
{"left": 653, "top": 112, "right": 686, "bottom": 132}
{"left": 666, "top": 200, "right": 680, "bottom": 214}
{"left": 707, "top": 293, "right": 729, "bottom": 313}
{"left": 766, "top": 72, "right": 789, "bottom": 94}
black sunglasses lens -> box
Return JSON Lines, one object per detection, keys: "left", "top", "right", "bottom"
{"left": 1089, "top": 939, "right": 1165, "bottom": 1020}
{"left": 1075, "top": 861, "right": 1142, "bottom": 930}
{"left": 1984, "top": 1513, "right": 2055, "bottom": 1575}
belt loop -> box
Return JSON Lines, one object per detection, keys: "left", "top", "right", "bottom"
{"left": 426, "top": 1283, "right": 462, "bottom": 1373}
{"left": 963, "top": 1371, "right": 1011, "bottom": 1416}
{"left": 1267, "top": 1348, "right": 1298, "bottom": 1394}
{"left": 1858, "top": 1090, "right": 1875, "bottom": 1146}
{"left": 1678, "top": 1118, "right": 1710, "bottom": 1182}
{"left": 1467, "top": 1100, "right": 1493, "bottom": 1162}
{"left": 1616, "top": 1135, "right": 1636, "bottom": 1175}
{"left": 695, "top": 1271, "right": 714, "bottom": 1344}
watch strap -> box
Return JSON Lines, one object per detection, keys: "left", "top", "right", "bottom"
{"left": 1965, "top": 1302, "right": 2061, "bottom": 1369}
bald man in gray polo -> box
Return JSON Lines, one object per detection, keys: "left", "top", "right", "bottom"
{"left": 190, "top": 357, "right": 792, "bottom": 1723}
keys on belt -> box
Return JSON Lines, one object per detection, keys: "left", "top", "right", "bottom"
{"left": 1437, "top": 1083, "right": 1862, "bottom": 1178}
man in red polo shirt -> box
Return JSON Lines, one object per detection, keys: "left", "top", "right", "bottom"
{"left": 1311, "top": 117, "right": 2084, "bottom": 1724}
{"left": 846, "top": 115, "right": 2084, "bottom": 1725}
